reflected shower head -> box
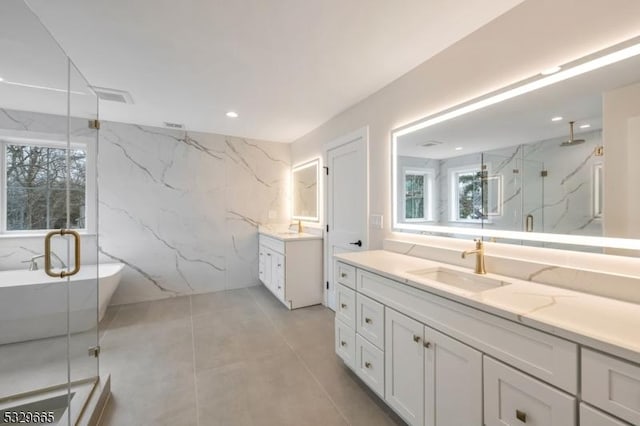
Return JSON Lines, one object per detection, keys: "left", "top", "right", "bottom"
{"left": 560, "top": 121, "right": 586, "bottom": 146}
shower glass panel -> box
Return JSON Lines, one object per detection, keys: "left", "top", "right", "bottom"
{"left": 0, "top": 1, "right": 100, "bottom": 424}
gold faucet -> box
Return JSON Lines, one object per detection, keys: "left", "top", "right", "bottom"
{"left": 461, "top": 239, "right": 486, "bottom": 274}
{"left": 297, "top": 219, "right": 303, "bottom": 233}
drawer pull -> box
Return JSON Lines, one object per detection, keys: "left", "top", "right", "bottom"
{"left": 424, "top": 341, "right": 431, "bottom": 348}
{"left": 365, "top": 362, "right": 372, "bottom": 369}
{"left": 340, "top": 341, "right": 347, "bottom": 347}
{"left": 516, "top": 410, "right": 527, "bottom": 423}
{"left": 341, "top": 303, "right": 347, "bottom": 309}
{"left": 413, "top": 335, "right": 421, "bottom": 343}
{"left": 341, "top": 272, "right": 347, "bottom": 278}
{"left": 365, "top": 317, "right": 372, "bottom": 324}
{"left": 267, "top": 253, "right": 271, "bottom": 256}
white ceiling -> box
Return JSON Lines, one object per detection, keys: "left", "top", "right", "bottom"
{"left": 2, "top": 0, "right": 524, "bottom": 142}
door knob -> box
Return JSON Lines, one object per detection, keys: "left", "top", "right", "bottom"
{"left": 349, "top": 240, "right": 363, "bottom": 247}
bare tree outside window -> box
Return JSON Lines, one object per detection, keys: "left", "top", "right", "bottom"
{"left": 5, "top": 144, "right": 86, "bottom": 231}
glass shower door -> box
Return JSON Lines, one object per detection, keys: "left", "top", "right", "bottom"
{"left": 0, "top": 1, "right": 100, "bottom": 424}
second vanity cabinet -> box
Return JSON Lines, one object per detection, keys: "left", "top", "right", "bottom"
{"left": 334, "top": 259, "right": 639, "bottom": 426}
{"left": 258, "top": 232, "right": 323, "bottom": 309}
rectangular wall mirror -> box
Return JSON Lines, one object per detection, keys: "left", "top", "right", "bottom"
{"left": 292, "top": 159, "right": 320, "bottom": 222}
{"left": 392, "top": 36, "right": 640, "bottom": 254}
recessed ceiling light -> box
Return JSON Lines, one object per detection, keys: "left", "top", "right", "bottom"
{"left": 580, "top": 124, "right": 591, "bottom": 129}
{"left": 541, "top": 66, "right": 562, "bottom": 75}
{"left": 0, "top": 76, "right": 4, "bottom": 82}
{"left": 226, "top": 111, "right": 238, "bottom": 118}
{"left": 455, "top": 147, "right": 463, "bottom": 151}
{"left": 551, "top": 116, "right": 563, "bottom": 122}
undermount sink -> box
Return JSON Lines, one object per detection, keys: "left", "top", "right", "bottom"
{"left": 406, "top": 267, "right": 510, "bottom": 293}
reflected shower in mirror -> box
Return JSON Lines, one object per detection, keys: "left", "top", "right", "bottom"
{"left": 292, "top": 159, "right": 320, "bottom": 222}
{"left": 392, "top": 36, "right": 640, "bottom": 254}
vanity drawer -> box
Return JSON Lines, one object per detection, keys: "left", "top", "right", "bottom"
{"left": 335, "top": 319, "right": 356, "bottom": 369}
{"left": 336, "top": 284, "right": 356, "bottom": 329}
{"left": 336, "top": 261, "right": 356, "bottom": 289}
{"left": 484, "top": 356, "right": 576, "bottom": 426}
{"left": 355, "top": 334, "right": 385, "bottom": 398}
{"left": 259, "top": 234, "right": 285, "bottom": 254}
{"left": 580, "top": 404, "right": 630, "bottom": 426}
{"left": 357, "top": 268, "right": 578, "bottom": 393}
{"left": 582, "top": 348, "right": 640, "bottom": 425}
{"left": 356, "top": 293, "right": 384, "bottom": 350}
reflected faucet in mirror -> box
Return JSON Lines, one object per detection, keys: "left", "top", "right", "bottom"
{"left": 461, "top": 239, "right": 486, "bottom": 275}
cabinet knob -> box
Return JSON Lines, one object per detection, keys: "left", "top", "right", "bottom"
{"left": 364, "top": 362, "right": 372, "bottom": 369}
{"left": 413, "top": 335, "right": 421, "bottom": 343}
{"left": 277, "top": 264, "right": 281, "bottom": 267}
{"left": 340, "top": 341, "right": 347, "bottom": 347}
{"left": 424, "top": 341, "right": 431, "bottom": 348}
{"left": 516, "top": 410, "right": 527, "bottom": 423}
{"left": 365, "top": 318, "right": 372, "bottom": 324}
{"left": 267, "top": 253, "right": 271, "bottom": 256}
{"left": 341, "top": 272, "right": 347, "bottom": 278}
{"left": 341, "top": 303, "right": 347, "bottom": 309}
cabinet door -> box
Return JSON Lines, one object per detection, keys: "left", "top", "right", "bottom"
{"left": 274, "top": 252, "right": 285, "bottom": 300}
{"left": 424, "top": 326, "right": 482, "bottom": 426}
{"left": 264, "top": 248, "right": 273, "bottom": 289}
{"left": 385, "top": 308, "right": 424, "bottom": 426}
{"left": 335, "top": 319, "right": 356, "bottom": 370}
{"left": 258, "top": 246, "right": 266, "bottom": 284}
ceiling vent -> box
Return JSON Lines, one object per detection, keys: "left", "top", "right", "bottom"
{"left": 91, "top": 86, "right": 134, "bottom": 104}
{"left": 420, "top": 140, "right": 444, "bottom": 148}
{"left": 163, "top": 121, "right": 185, "bottom": 130}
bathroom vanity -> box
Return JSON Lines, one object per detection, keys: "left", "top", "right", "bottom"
{"left": 334, "top": 250, "right": 640, "bottom": 426}
{"left": 258, "top": 229, "right": 323, "bottom": 309}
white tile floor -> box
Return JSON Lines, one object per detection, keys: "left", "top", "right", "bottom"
{"left": 98, "top": 286, "right": 405, "bottom": 426}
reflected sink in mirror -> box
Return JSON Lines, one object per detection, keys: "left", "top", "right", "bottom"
{"left": 406, "top": 267, "right": 510, "bottom": 293}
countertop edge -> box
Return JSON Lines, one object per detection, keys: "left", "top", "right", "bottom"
{"left": 335, "top": 251, "right": 640, "bottom": 365}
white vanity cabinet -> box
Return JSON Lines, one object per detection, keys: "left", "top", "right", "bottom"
{"left": 385, "top": 308, "right": 425, "bottom": 425}
{"left": 258, "top": 232, "right": 322, "bottom": 309}
{"left": 424, "top": 326, "right": 482, "bottom": 426}
{"left": 333, "top": 258, "right": 640, "bottom": 426}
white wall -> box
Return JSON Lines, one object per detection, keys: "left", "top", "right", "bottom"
{"left": 291, "top": 0, "right": 640, "bottom": 250}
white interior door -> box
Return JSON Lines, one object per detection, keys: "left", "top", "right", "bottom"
{"left": 326, "top": 129, "right": 367, "bottom": 310}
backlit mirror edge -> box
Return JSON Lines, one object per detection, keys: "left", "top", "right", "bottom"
{"left": 391, "top": 34, "right": 640, "bottom": 253}
{"left": 291, "top": 157, "right": 320, "bottom": 223}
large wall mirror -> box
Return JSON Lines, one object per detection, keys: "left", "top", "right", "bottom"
{"left": 392, "top": 36, "right": 640, "bottom": 254}
{"left": 292, "top": 159, "right": 320, "bottom": 222}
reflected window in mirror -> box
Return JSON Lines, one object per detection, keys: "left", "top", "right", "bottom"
{"left": 391, "top": 35, "right": 640, "bottom": 254}
{"left": 403, "top": 168, "right": 434, "bottom": 222}
{"left": 449, "top": 166, "right": 483, "bottom": 222}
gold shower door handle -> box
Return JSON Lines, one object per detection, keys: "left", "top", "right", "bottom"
{"left": 45, "top": 229, "right": 81, "bottom": 278}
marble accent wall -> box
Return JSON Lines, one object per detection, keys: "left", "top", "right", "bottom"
{"left": 0, "top": 109, "right": 291, "bottom": 305}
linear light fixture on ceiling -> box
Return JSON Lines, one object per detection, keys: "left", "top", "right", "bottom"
{"left": 1, "top": 80, "right": 86, "bottom": 95}
{"left": 393, "top": 39, "right": 640, "bottom": 138}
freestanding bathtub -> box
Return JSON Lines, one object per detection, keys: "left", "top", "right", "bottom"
{"left": 0, "top": 263, "right": 124, "bottom": 345}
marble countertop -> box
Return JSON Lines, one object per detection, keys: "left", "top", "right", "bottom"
{"left": 259, "top": 228, "right": 322, "bottom": 241}
{"left": 335, "top": 250, "right": 640, "bottom": 364}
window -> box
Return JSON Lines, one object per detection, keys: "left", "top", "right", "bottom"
{"left": 403, "top": 169, "right": 434, "bottom": 221}
{"left": 450, "top": 167, "right": 483, "bottom": 222}
{"left": 2, "top": 140, "right": 87, "bottom": 233}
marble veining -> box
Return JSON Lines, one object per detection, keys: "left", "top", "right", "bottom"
{"left": 0, "top": 109, "right": 290, "bottom": 305}
{"left": 336, "top": 249, "right": 640, "bottom": 363}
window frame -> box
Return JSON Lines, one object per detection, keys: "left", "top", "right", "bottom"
{"left": 402, "top": 167, "right": 434, "bottom": 222}
{"left": 0, "top": 136, "right": 95, "bottom": 236}
{"left": 448, "top": 165, "right": 484, "bottom": 223}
